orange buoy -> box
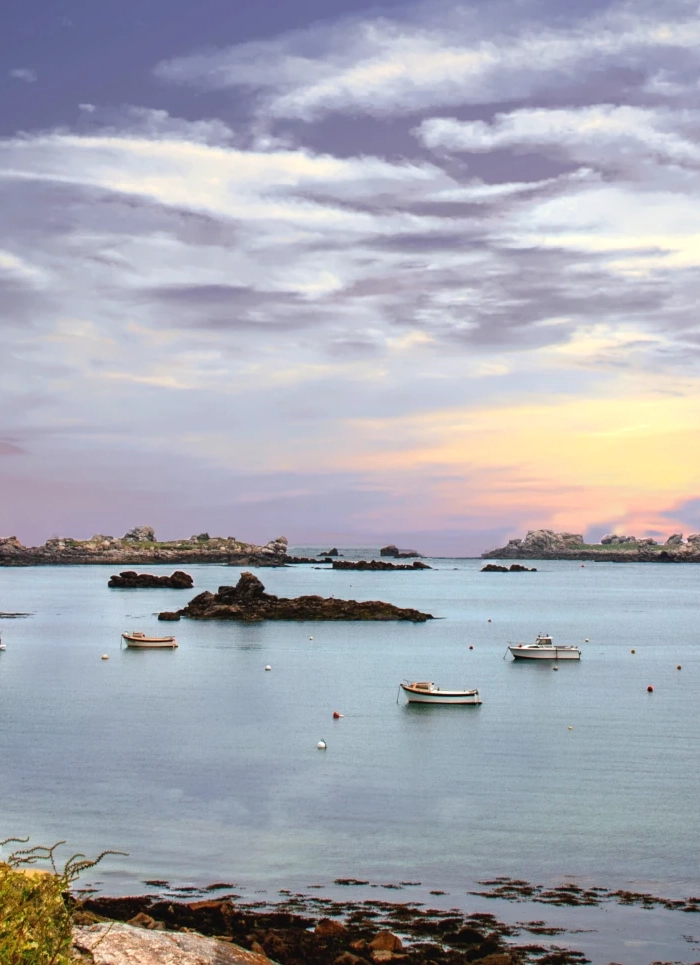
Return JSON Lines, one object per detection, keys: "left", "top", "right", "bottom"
{"left": 581, "top": 564, "right": 585, "bottom": 568}
{"left": 631, "top": 649, "right": 636, "bottom": 654}
{"left": 677, "top": 665, "right": 682, "bottom": 670}
{"left": 469, "top": 645, "right": 473, "bottom": 650}
{"left": 487, "top": 619, "right": 492, "bottom": 623}
{"left": 647, "top": 685, "right": 654, "bottom": 692}
{"left": 332, "top": 711, "right": 343, "bottom": 719}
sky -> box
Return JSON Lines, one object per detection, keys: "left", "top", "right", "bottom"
{"left": 2, "top": 0, "right": 700, "bottom": 554}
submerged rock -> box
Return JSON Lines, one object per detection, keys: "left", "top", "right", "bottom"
{"left": 170, "top": 572, "right": 433, "bottom": 622}
{"left": 332, "top": 560, "right": 431, "bottom": 571}
{"left": 481, "top": 563, "right": 537, "bottom": 572}
{"left": 108, "top": 570, "right": 194, "bottom": 589}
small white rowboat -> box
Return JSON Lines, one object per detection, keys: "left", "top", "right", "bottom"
{"left": 400, "top": 681, "right": 482, "bottom": 704}
{"left": 508, "top": 634, "right": 580, "bottom": 660}
{"left": 122, "top": 631, "right": 178, "bottom": 649}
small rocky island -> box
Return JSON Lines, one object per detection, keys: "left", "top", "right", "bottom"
{"left": 0, "top": 526, "right": 289, "bottom": 566}
{"left": 380, "top": 544, "right": 421, "bottom": 558}
{"left": 160, "top": 572, "right": 433, "bottom": 622}
{"left": 483, "top": 529, "right": 700, "bottom": 562}
{"left": 108, "top": 570, "right": 194, "bottom": 589}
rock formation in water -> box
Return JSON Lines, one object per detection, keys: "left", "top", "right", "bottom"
{"left": 379, "top": 544, "right": 421, "bottom": 558}
{"left": 481, "top": 563, "right": 537, "bottom": 572}
{"left": 483, "top": 529, "right": 700, "bottom": 562}
{"left": 0, "top": 529, "right": 290, "bottom": 566}
{"left": 170, "top": 571, "right": 433, "bottom": 622}
{"left": 108, "top": 570, "right": 194, "bottom": 589}
{"left": 331, "top": 559, "right": 431, "bottom": 570}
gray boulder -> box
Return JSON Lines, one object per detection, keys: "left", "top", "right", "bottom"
{"left": 73, "top": 921, "right": 274, "bottom": 964}
{"left": 665, "top": 533, "right": 684, "bottom": 545}
{"left": 124, "top": 525, "right": 156, "bottom": 542}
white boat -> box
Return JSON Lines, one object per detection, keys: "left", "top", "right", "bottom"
{"left": 400, "top": 681, "right": 482, "bottom": 704}
{"left": 122, "top": 631, "right": 178, "bottom": 649}
{"left": 508, "top": 634, "right": 580, "bottom": 660}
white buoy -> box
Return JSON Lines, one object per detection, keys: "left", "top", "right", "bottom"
{"left": 568, "top": 726, "right": 574, "bottom": 730}
{"left": 585, "top": 638, "right": 589, "bottom": 642}
{"left": 265, "top": 665, "right": 272, "bottom": 671}
{"left": 317, "top": 739, "right": 327, "bottom": 750}
{"left": 101, "top": 654, "right": 109, "bottom": 660}
{"left": 552, "top": 665, "right": 559, "bottom": 671}
{"left": 309, "top": 636, "right": 314, "bottom": 640}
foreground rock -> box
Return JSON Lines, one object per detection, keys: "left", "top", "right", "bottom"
{"left": 108, "top": 570, "right": 194, "bottom": 589}
{"left": 332, "top": 560, "right": 431, "bottom": 571}
{"left": 0, "top": 529, "right": 290, "bottom": 567}
{"left": 73, "top": 921, "right": 273, "bottom": 965}
{"left": 379, "top": 544, "right": 421, "bottom": 558}
{"left": 483, "top": 529, "right": 700, "bottom": 563}
{"left": 170, "top": 572, "right": 433, "bottom": 622}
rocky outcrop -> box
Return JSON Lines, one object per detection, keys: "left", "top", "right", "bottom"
{"left": 321, "top": 547, "right": 339, "bottom": 556}
{"left": 481, "top": 563, "right": 537, "bottom": 572}
{"left": 332, "top": 559, "right": 431, "bottom": 571}
{"left": 73, "top": 921, "right": 273, "bottom": 965}
{"left": 0, "top": 529, "right": 290, "bottom": 566}
{"left": 484, "top": 530, "right": 700, "bottom": 562}
{"left": 108, "top": 570, "right": 194, "bottom": 589}
{"left": 379, "top": 544, "right": 420, "bottom": 558}
{"left": 170, "top": 572, "right": 433, "bottom": 622}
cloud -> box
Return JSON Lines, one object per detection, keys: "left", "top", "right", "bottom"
{"left": 154, "top": 0, "right": 700, "bottom": 121}
{"left": 416, "top": 106, "right": 700, "bottom": 167}
{"left": 9, "top": 68, "right": 37, "bottom": 84}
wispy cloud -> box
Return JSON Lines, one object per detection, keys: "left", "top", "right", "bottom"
{"left": 9, "top": 67, "right": 37, "bottom": 84}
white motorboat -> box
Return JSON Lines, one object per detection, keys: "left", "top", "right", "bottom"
{"left": 508, "top": 634, "right": 580, "bottom": 660}
{"left": 400, "top": 681, "right": 482, "bottom": 704}
{"left": 122, "top": 631, "right": 178, "bottom": 649}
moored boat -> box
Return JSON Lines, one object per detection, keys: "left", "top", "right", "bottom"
{"left": 122, "top": 631, "right": 178, "bottom": 649}
{"left": 508, "top": 634, "right": 580, "bottom": 660}
{"left": 400, "top": 681, "right": 482, "bottom": 704}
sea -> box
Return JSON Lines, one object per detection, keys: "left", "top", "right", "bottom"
{"left": 1, "top": 552, "right": 699, "bottom": 964}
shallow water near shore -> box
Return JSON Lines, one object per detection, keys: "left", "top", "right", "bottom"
{"left": 1, "top": 554, "right": 699, "bottom": 963}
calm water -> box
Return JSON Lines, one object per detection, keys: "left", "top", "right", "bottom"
{"left": 1, "top": 556, "right": 699, "bottom": 962}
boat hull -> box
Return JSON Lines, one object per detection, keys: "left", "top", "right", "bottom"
{"left": 122, "top": 634, "right": 178, "bottom": 649}
{"left": 400, "top": 684, "right": 482, "bottom": 704}
{"left": 509, "top": 646, "right": 580, "bottom": 660}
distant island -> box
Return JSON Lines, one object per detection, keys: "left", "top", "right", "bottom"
{"left": 483, "top": 529, "right": 700, "bottom": 562}
{"left": 0, "top": 526, "right": 289, "bottom": 567}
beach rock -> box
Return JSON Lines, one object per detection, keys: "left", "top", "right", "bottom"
{"left": 158, "top": 611, "right": 181, "bottom": 621}
{"left": 72, "top": 921, "right": 274, "bottom": 965}
{"left": 369, "top": 931, "right": 403, "bottom": 952}
{"left": 315, "top": 918, "right": 347, "bottom": 938}
{"left": 172, "top": 572, "right": 433, "bottom": 623}
{"left": 482, "top": 529, "right": 700, "bottom": 562}
{"left": 332, "top": 560, "right": 431, "bottom": 571}
{"left": 108, "top": 570, "right": 194, "bottom": 589}
{"left": 666, "top": 533, "right": 684, "bottom": 545}
{"left": 334, "top": 953, "right": 367, "bottom": 965}
{"left": 124, "top": 525, "right": 156, "bottom": 542}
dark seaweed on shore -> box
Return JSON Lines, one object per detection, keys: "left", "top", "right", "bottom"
{"left": 77, "top": 891, "right": 594, "bottom": 965}
{"left": 472, "top": 877, "right": 700, "bottom": 912}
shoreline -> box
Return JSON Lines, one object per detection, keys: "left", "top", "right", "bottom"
{"left": 75, "top": 873, "right": 700, "bottom": 965}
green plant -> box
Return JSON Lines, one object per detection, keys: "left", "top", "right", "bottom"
{"left": 0, "top": 838, "right": 124, "bottom": 965}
